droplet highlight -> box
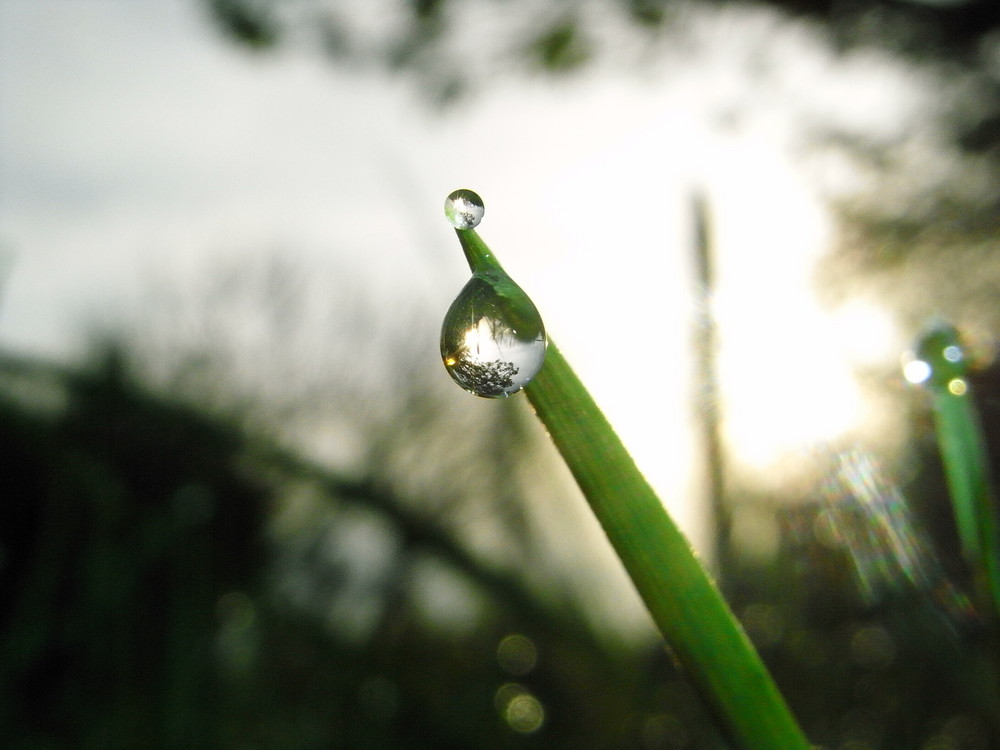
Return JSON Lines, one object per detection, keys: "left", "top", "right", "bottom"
{"left": 444, "top": 189, "right": 485, "bottom": 230}
{"left": 441, "top": 272, "right": 546, "bottom": 397}
{"left": 904, "top": 322, "right": 968, "bottom": 389}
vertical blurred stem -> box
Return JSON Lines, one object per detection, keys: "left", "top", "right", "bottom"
{"left": 691, "top": 192, "right": 730, "bottom": 578}
{"left": 525, "top": 341, "right": 810, "bottom": 750}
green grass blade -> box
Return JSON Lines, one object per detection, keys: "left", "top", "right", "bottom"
{"left": 933, "top": 386, "right": 998, "bottom": 577}
{"left": 915, "top": 323, "right": 1000, "bottom": 620}
{"left": 444, "top": 221, "right": 808, "bottom": 747}
{"left": 525, "top": 341, "right": 810, "bottom": 750}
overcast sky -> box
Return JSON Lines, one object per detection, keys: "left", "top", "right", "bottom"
{"left": 0, "top": 0, "right": 929, "bottom": 555}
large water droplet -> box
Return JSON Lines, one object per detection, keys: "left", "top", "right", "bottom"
{"left": 444, "top": 189, "right": 485, "bottom": 230}
{"left": 441, "top": 271, "right": 546, "bottom": 397}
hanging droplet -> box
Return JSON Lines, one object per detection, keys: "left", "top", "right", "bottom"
{"left": 441, "top": 189, "right": 546, "bottom": 397}
{"left": 903, "top": 322, "right": 968, "bottom": 389}
{"left": 444, "top": 189, "right": 485, "bottom": 230}
{"left": 441, "top": 272, "right": 546, "bottom": 397}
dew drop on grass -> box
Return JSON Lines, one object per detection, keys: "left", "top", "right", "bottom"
{"left": 440, "top": 190, "right": 546, "bottom": 398}
{"left": 444, "top": 189, "right": 485, "bottom": 229}
{"left": 904, "top": 322, "right": 967, "bottom": 389}
{"left": 441, "top": 275, "right": 546, "bottom": 397}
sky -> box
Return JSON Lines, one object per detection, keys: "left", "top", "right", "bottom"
{"left": 0, "top": 0, "right": 927, "bottom": 561}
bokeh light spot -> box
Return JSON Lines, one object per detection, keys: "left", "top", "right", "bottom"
{"left": 947, "top": 377, "right": 967, "bottom": 396}
{"left": 903, "top": 358, "right": 932, "bottom": 384}
{"left": 943, "top": 345, "right": 963, "bottom": 363}
{"left": 850, "top": 625, "right": 896, "bottom": 670}
{"left": 497, "top": 633, "right": 538, "bottom": 676}
{"left": 495, "top": 682, "right": 545, "bottom": 734}
{"left": 505, "top": 694, "right": 545, "bottom": 733}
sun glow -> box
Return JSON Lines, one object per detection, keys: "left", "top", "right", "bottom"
{"left": 716, "top": 304, "right": 865, "bottom": 471}
{"left": 699, "top": 133, "right": 889, "bottom": 477}
{"left": 537, "top": 102, "right": 901, "bottom": 547}
{"left": 716, "top": 296, "right": 900, "bottom": 474}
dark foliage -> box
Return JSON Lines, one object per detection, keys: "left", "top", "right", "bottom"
{"left": 0, "top": 349, "right": 726, "bottom": 748}
{"left": 206, "top": 0, "right": 280, "bottom": 48}
{"left": 208, "top": 0, "right": 1000, "bottom": 64}
{"left": 3, "top": 335, "right": 1000, "bottom": 748}
{"left": 204, "top": 0, "right": 1000, "bottom": 165}
{"left": 0, "top": 350, "right": 267, "bottom": 749}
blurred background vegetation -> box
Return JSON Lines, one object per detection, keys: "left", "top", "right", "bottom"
{"left": 3, "top": 0, "right": 1000, "bottom": 748}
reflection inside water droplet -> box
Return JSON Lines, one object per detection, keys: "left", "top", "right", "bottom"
{"left": 441, "top": 274, "right": 546, "bottom": 397}
{"left": 444, "top": 188, "right": 485, "bottom": 229}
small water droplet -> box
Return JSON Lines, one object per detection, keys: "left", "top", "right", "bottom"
{"left": 444, "top": 188, "right": 485, "bottom": 229}
{"left": 905, "top": 322, "right": 968, "bottom": 389}
{"left": 441, "top": 272, "right": 546, "bottom": 397}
